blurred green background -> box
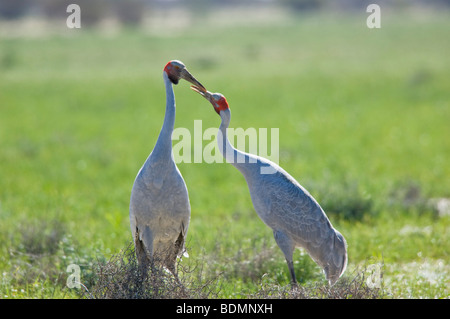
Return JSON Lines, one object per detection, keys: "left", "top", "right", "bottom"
{"left": 0, "top": 0, "right": 449, "bottom": 298}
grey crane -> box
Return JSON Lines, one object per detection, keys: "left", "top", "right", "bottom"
{"left": 191, "top": 86, "right": 347, "bottom": 286}
{"left": 129, "top": 60, "right": 205, "bottom": 273}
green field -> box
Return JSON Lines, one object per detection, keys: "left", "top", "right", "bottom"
{"left": 0, "top": 10, "right": 449, "bottom": 299}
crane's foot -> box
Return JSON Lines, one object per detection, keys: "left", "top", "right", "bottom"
{"left": 286, "top": 259, "right": 298, "bottom": 289}
{"left": 290, "top": 280, "right": 298, "bottom": 290}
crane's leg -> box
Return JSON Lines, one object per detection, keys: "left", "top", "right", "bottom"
{"left": 273, "top": 230, "right": 297, "bottom": 286}
{"left": 286, "top": 260, "right": 297, "bottom": 286}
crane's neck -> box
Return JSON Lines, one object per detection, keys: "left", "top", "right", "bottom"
{"left": 155, "top": 71, "right": 176, "bottom": 152}
{"left": 217, "top": 109, "right": 255, "bottom": 175}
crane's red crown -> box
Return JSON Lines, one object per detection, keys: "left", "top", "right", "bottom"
{"left": 163, "top": 60, "right": 206, "bottom": 91}
{"left": 191, "top": 86, "right": 229, "bottom": 115}
{"left": 163, "top": 60, "right": 183, "bottom": 84}
{"left": 211, "top": 94, "right": 229, "bottom": 114}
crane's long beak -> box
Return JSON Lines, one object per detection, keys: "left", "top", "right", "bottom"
{"left": 180, "top": 69, "right": 206, "bottom": 93}
{"left": 191, "top": 85, "right": 212, "bottom": 101}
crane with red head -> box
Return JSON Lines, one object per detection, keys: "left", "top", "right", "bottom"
{"left": 191, "top": 85, "right": 348, "bottom": 286}
{"left": 129, "top": 61, "right": 205, "bottom": 274}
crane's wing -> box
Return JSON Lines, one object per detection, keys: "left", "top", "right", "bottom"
{"left": 258, "top": 169, "right": 333, "bottom": 249}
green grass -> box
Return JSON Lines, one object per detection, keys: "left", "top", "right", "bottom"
{"left": 0, "top": 10, "right": 449, "bottom": 298}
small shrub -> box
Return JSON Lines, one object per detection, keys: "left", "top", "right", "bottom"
{"left": 19, "top": 219, "right": 67, "bottom": 257}
{"left": 388, "top": 180, "right": 439, "bottom": 216}
{"left": 5, "top": 219, "right": 70, "bottom": 288}
{"left": 83, "top": 243, "right": 220, "bottom": 299}
{"left": 251, "top": 264, "right": 389, "bottom": 299}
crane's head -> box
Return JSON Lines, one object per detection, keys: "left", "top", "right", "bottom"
{"left": 323, "top": 230, "right": 348, "bottom": 286}
{"left": 164, "top": 60, "right": 205, "bottom": 91}
{"left": 191, "top": 86, "right": 229, "bottom": 115}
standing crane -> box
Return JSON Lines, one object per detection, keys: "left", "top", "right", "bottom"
{"left": 129, "top": 60, "right": 205, "bottom": 274}
{"left": 191, "top": 86, "right": 348, "bottom": 286}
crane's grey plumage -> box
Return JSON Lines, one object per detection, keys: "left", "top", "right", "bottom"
{"left": 129, "top": 61, "right": 205, "bottom": 273}
{"left": 191, "top": 87, "right": 348, "bottom": 285}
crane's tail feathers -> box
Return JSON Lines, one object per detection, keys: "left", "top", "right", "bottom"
{"left": 174, "top": 228, "right": 188, "bottom": 259}
{"left": 133, "top": 226, "right": 154, "bottom": 268}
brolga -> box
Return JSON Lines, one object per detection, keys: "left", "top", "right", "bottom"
{"left": 191, "top": 86, "right": 348, "bottom": 286}
{"left": 129, "top": 60, "right": 205, "bottom": 274}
